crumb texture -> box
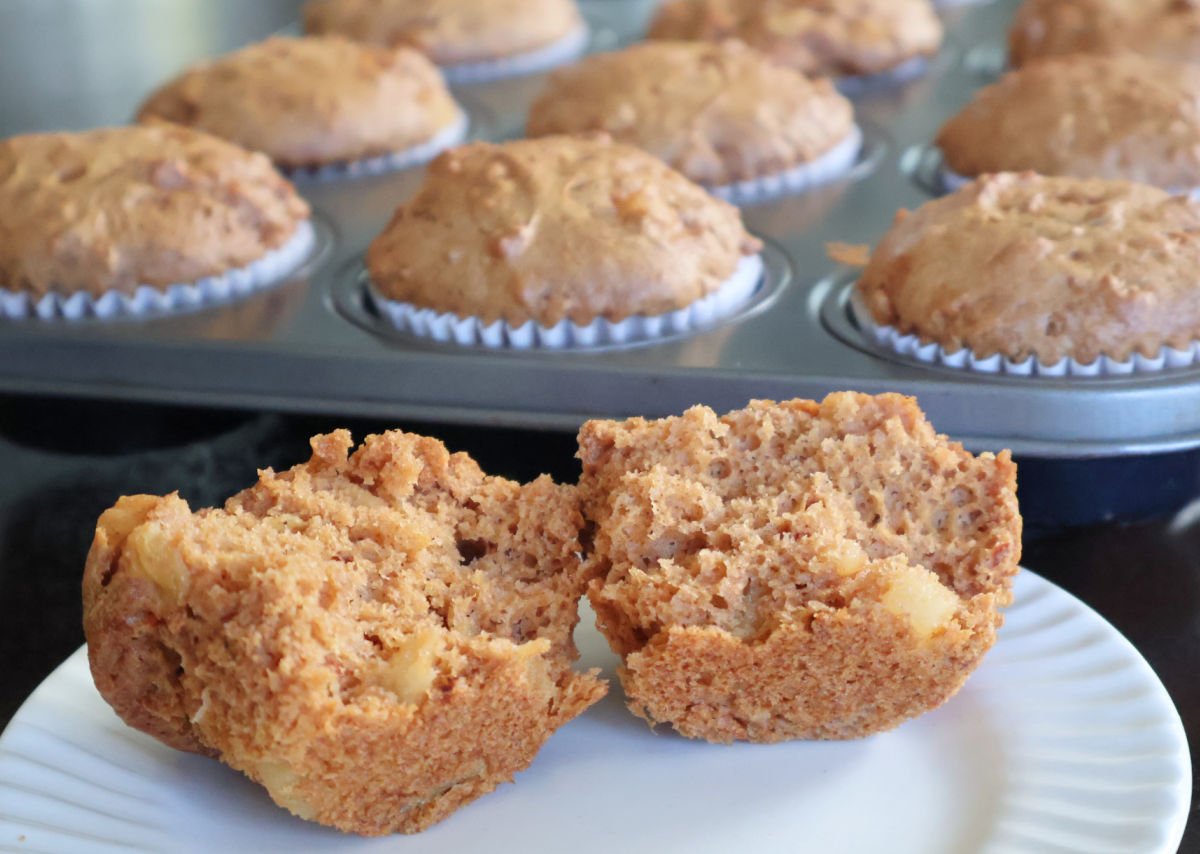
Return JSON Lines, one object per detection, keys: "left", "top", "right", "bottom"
{"left": 138, "top": 36, "right": 461, "bottom": 169}
{"left": 365, "top": 135, "right": 761, "bottom": 326}
{"left": 83, "top": 430, "right": 604, "bottom": 836}
{"left": 1010, "top": 0, "right": 1200, "bottom": 67}
{"left": 648, "top": 0, "right": 944, "bottom": 77}
{"left": 0, "top": 125, "right": 309, "bottom": 297}
{"left": 937, "top": 55, "right": 1200, "bottom": 189}
{"left": 578, "top": 393, "right": 1021, "bottom": 743}
{"left": 302, "top": 0, "right": 583, "bottom": 65}
{"left": 527, "top": 40, "right": 855, "bottom": 186}
{"left": 856, "top": 172, "right": 1200, "bottom": 364}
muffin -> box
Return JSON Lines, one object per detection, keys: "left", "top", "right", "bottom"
{"left": 138, "top": 36, "right": 465, "bottom": 172}
{"left": 648, "top": 0, "right": 944, "bottom": 79}
{"left": 578, "top": 392, "right": 1021, "bottom": 744}
{"left": 936, "top": 55, "right": 1200, "bottom": 193}
{"left": 0, "top": 124, "right": 310, "bottom": 314}
{"left": 365, "top": 135, "right": 763, "bottom": 346}
{"left": 1010, "top": 0, "right": 1200, "bottom": 67}
{"left": 854, "top": 172, "right": 1200, "bottom": 369}
{"left": 527, "top": 41, "right": 860, "bottom": 197}
{"left": 303, "top": 0, "right": 585, "bottom": 71}
{"left": 82, "top": 429, "right": 605, "bottom": 836}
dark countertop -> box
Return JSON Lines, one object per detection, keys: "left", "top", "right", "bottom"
{"left": 0, "top": 394, "right": 1194, "bottom": 851}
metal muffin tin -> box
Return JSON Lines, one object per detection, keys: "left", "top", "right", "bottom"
{"left": 4, "top": 0, "right": 1199, "bottom": 460}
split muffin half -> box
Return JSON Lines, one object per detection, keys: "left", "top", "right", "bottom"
{"left": 578, "top": 392, "right": 1021, "bottom": 744}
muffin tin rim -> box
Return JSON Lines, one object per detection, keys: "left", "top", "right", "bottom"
{"left": 329, "top": 239, "right": 795, "bottom": 356}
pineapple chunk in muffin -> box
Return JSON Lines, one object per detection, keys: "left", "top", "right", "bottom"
{"left": 83, "top": 429, "right": 605, "bottom": 836}
{"left": 577, "top": 392, "right": 1020, "bottom": 744}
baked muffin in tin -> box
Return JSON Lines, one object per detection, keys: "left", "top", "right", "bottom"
{"left": 138, "top": 36, "right": 465, "bottom": 174}
{"left": 1010, "top": 0, "right": 1200, "bottom": 67}
{"left": 648, "top": 0, "right": 944, "bottom": 80}
{"left": 854, "top": 172, "right": 1200, "bottom": 371}
{"left": 303, "top": 0, "right": 586, "bottom": 75}
{"left": 0, "top": 124, "right": 311, "bottom": 317}
{"left": 365, "top": 134, "right": 763, "bottom": 347}
{"left": 937, "top": 55, "right": 1200, "bottom": 193}
{"left": 527, "top": 40, "right": 860, "bottom": 200}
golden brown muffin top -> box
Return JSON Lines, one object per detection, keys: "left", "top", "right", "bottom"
{"left": 138, "top": 36, "right": 461, "bottom": 169}
{"left": 83, "top": 429, "right": 604, "bottom": 835}
{"left": 303, "top": 0, "right": 583, "bottom": 65}
{"left": 527, "top": 40, "right": 856, "bottom": 186}
{"left": 937, "top": 55, "right": 1200, "bottom": 190}
{"left": 649, "top": 0, "right": 944, "bottom": 77}
{"left": 855, "top": 172, "right": 1200, "bottom": 364}
{"left": 1010, "top": 0, "right": 1200, "bottom": 67}
{"left": 0, "top": 124, "right": 309, "bottom": 298}
{"left": 366, "top": 135, "right": 762, "bottom": 326}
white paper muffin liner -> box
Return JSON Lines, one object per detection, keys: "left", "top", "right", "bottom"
{"left": 709, "top": 126, "right": 863, "bottom": 205}
{"left": 440, "top": 24, "right": 589, "bottom": 85}
{"left": 836, "top": 56, "right": 931, "bottom": 97}
{"left": 369, "top": 252, "right": 764, "bottom": 349}
{"left": 938, "top": 159, "right": 1200, "bottom": 200}
{"left": 1, "top": 219, "right": 317, "bottom": 322}
{"left": 284, "top": 110, "right": 469, "bottom": 182}
{"left": 938, "top": 163, "right": 973, "bottom": 193}
{"left": 850, "top": 292, "right": 1200, "bottom": 377}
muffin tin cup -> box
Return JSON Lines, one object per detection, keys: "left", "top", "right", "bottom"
{"left": 836, "top": 57, "right": 932, "bottom": 97}
{"left": 440, "top": 25, "right": 590, "bottom": 85}
{"left": 709, "top": 126, "right": 864, "bottom": 206}
{"left": 0, "top": 220, "right": 317, "bottom": 322}
{"left": 283, "top": 111, "right": 470, "bottom": 182}
{"left": 366, "top": 253, "right": 764, "bottom": 350}
{"left": 851, "top": 294, "right": 1200, "bottom": 377}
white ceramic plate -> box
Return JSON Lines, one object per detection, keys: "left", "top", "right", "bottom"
{"left": 0, "top": 571, "right": 1189, "bottom": 853}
